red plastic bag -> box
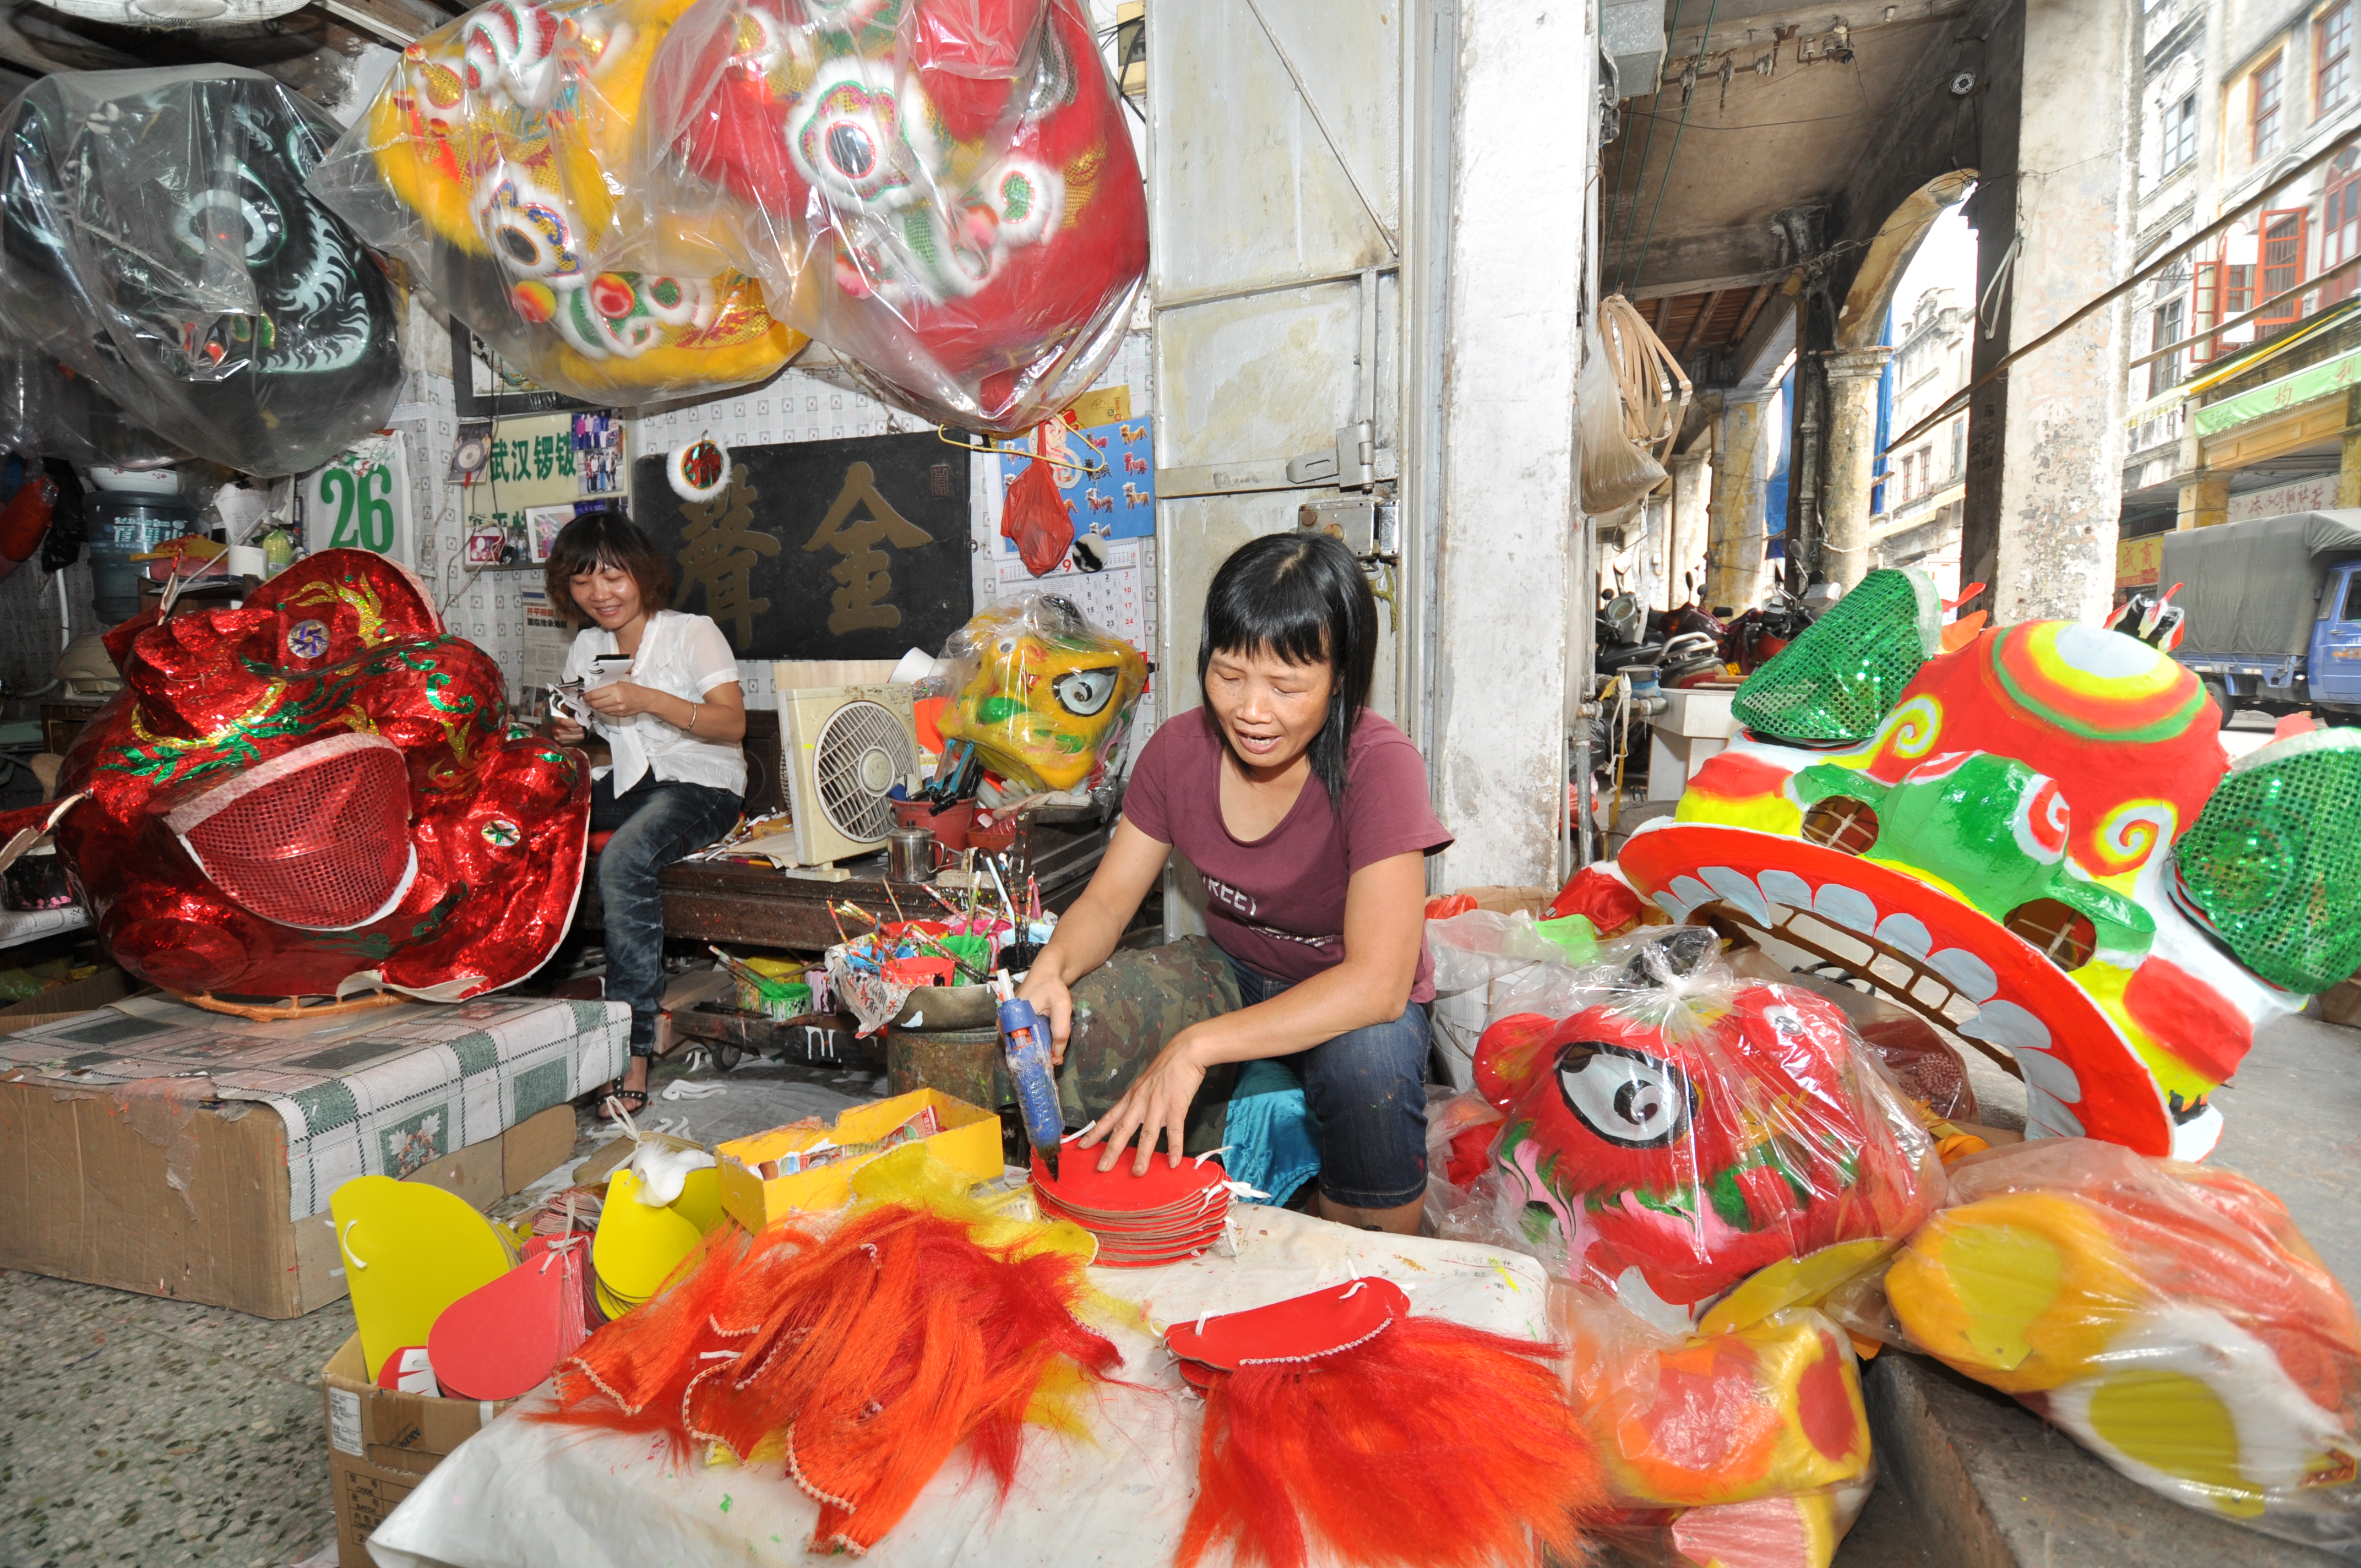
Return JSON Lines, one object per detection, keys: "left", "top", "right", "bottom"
{"left": 1000, "top": 437, "right": 1074, "bottom": 576}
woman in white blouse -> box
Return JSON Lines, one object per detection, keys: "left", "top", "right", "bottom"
{"left": 543, "top": 510, "right": 746, "bottom": 1118}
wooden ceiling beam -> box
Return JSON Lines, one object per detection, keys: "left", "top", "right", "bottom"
{"left": 1678, "top": 288, "right": 1727, "bottom": 355}
{"left": 1731, "top": 282, "right": 1776, "bottom": 346}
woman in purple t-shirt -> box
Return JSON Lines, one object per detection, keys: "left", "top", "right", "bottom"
{"left": 1019, "top": 533, "right": 1452, "bottom": 1235}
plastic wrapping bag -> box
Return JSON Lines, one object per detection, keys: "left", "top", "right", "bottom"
{"left": 933, "top": 591, "right": 1147, "bottom": 792}
{"left": 309, "top": 0, "right": 807, "bottom": 406}
{"left": 1851, "top": 1138, "right": 2361, "bottom": 1551}
{"left": 0, "top": 68, "right": 402, "bottom": 477}
{"left": 1470, "top": 935, "right": 1939, "bottom": 1330}
{"left": 0, "top": 340, "right": 177, "bottom": 469}
{"left": 637, "top": 0, "right": 1147, "bottom": 433}
{"left": 999, "top": 427, "right": 1074, "bottom": 574}
{"left": 1579, "top": 312, "right": 1664, "bottom": 515}
{"left": 1427, "top": 908, "right": 1601, "bottom": 1090}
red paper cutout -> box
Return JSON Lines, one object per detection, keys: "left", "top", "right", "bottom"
{"left": 1167, "top": 1278, "right": 1411, "bottom": 1371}
{"left": 429, "top": 1242, "right": 590, "bottom": 1401}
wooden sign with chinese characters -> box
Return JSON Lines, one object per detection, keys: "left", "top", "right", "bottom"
{"left": 631, "top": 434, "right": 972, "bottom": 660}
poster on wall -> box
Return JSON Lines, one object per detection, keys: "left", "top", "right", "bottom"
{"left": 995, "top": 418, "right": 1155, "bottom": 548}
{"left": 300, "top": 434, "right": 413, "bottom": 569}
{"left": 630, "top": 433, "right": 971, "bottom": 661}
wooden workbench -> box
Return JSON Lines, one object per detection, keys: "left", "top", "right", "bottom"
{"left": 590, "top": 814, "right": 1130, "bottom": 954}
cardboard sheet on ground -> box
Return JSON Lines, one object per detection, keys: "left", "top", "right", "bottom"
{"left": 365, "top": 1205, "right": 1553, "bottom": 1568}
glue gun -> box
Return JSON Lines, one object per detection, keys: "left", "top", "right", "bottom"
{"left": 997, "top": 995, "right": 1062, "bottom": 1180}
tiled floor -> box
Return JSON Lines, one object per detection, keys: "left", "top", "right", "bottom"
{"left": 0, "top": 1268, "right": 356, "bottom": 1567}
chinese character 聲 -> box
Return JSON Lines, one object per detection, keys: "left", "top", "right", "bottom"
{"left": 677, "top": 465, "right": 778, "bottom": 645}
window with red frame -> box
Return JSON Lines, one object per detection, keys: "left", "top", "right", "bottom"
{"left": 2326, "top": 146, "right": 2361, "bottom": 303}
{"left": 2322, "top": 3, "right": 2354, "bottom": 112}
{"left": 2259, "top": 209, "right": 2308, "bottom": 335}
{"left": 2255, "top": 53, "right": 2286, "bottom": 160}
{"left": 2193, "top": 210, "right": 2307, "bottom": 357}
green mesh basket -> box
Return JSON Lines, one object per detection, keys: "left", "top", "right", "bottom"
{"left": 1732, "top": 568, "right": 1942, "bottom": 743}
{"left": 2175, "top": 728, "right": 2361, "bottom": 994}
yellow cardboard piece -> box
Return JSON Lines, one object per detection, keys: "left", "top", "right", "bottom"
{"left": 591, "top": 1165, "right": 726, "bottom": 1312}
{"left": 331, "top": 1175, "right": 516, "bottom": 1382}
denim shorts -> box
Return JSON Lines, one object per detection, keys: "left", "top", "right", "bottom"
{"left": 1226, "top": 955, "right": 1432, "bottom": 1210}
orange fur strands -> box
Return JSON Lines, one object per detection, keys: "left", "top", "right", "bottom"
{"left": 1179, "top": 1317, "right": 1602, "bottom": 1568}
{"left": 542, "top": 1205, "right": 1120, "bottom": 1555}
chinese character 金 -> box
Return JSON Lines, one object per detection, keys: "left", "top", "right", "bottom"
{"left": 804, "top": 461, "right": 933, "bottom": 635}
{"left": 677, "top": 465, "right": 779, "bottom": 646}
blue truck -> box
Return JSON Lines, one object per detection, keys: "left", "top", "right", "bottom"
{"left": 2160, "top": 509, "right": 2361, "bottom": 725}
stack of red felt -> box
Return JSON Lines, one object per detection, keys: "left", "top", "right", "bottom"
{"left": 1029, "top": 1147, "right": 1232, "bottom": 1267}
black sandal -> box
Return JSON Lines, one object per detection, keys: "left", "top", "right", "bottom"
{"left": 597, "top": 1086, "right": 649, "bottom": 1121}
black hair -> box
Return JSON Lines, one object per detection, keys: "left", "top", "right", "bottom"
{"left": 1198, "top": 531, "right": 1378, "bottom": 810}
{"left": 543, "top": 507, "right": 673, "bottom": 626}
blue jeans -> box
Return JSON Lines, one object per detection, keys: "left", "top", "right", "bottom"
{"left": 591, "top": 774, "right": 742, "bottom": 1052}
{"left": 1227, "top": 956, "right": 1431, "bottom": 1210}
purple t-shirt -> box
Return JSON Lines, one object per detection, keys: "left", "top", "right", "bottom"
{"left": 1121, "top": 709, "right": 1455, "bottom": 1003}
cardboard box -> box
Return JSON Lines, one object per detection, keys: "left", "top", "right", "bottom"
{"left": 0, "top": 965, "right": 136, "bottom": 1031}
{"left": 0, "top": 1096, "right": 576, "bottom": 1319}
{"left": 718, "top": 1087, "right": 1000, "bottom": 1230}
{"left": 323, "top": 1331, "right": 515, "bottom": 1568}
{"left": 2320, "top": 978, "right": 2361, "bottom": 1030}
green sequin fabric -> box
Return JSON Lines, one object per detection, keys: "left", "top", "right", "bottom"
{"left": 2175, "top": 728, "right": 2361, "bottom": 994}
{"left": 1732, "top": 568, "right": 1943, "bottom": 743}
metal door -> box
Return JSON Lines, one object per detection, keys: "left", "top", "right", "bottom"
{"left": 1144, "top": 0, "right": 1434, "bottom": 731}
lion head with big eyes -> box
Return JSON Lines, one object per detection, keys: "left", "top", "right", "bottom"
{"left": 0, "top": 70, "right": 401, "bottom": 474}
{"left": 1472, "top": 984, "right": 1935, "bottom": 1321}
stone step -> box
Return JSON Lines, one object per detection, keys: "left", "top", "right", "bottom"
{"left": 1841, "top": 1352, "right": 2342, "bottom": 1567}
{"left": 1830, "top": 1009, "right": 2361, "bottom": 1567}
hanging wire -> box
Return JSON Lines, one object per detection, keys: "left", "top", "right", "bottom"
{"left": 1609, "top": 0, "right": 1683, "bottom": 291}
{"left": 936, "top": 425, "right": 1106, "bottom": 476}
{"left": 1626, "top": 0, "right": 1723, "bottom": 294}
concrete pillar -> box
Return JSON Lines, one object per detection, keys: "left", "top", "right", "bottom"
{"left": 2342, "top": 388, "right": 2361, "bottom": 510}
{"left": 1428, "top": 1, "right": 1593, "bottom": 889}
{"left": 1820, "top": 347, "right": 1894, "bottom": 589}
{"left": 1983, "top": 0, "right": 2137, "bottom": 620}
{"left": 1705, "top": 394, "right": 1772, "bottom": 612}
{"left": 1668, "top": 447, "right": 1711, "bottom": 608}
{"left": 2177, "top": 474, "right": 2228, "bottom": 530}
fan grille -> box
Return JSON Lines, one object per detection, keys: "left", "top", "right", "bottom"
{"left": 812, "top": 699, "right": 912, "bottom": 843}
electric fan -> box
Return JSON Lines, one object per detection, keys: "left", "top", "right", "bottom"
{"left": 778, "top": 685, "right": 917, "bottom": 868}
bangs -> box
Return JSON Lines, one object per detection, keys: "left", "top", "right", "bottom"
{"left": 1196, "top": 532, "right": 1379, "bottom": 810}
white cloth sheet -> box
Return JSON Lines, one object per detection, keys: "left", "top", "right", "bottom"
{"left": 366, "top": 1205, "right": 1555, "bottom": 1568}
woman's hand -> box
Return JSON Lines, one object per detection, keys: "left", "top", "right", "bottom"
{"left": 1078, "top": 1030, "right": 1207, "bottom": 1174}
{"left": 548, "top": 714, "right": 585, "bottom": 744}
{"left": 1016, "top": 966, "right": 1076, "bottom": 1066}
{"left": 583, "top": 680, "right": 661, "bottom": 720}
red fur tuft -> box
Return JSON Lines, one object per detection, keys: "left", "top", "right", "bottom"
{"left": 1179, "top": 1316, "right": 1603, "bottom": 1568}
{"left": 537, "top": 1206, "right": 1118, "bottom": 1554}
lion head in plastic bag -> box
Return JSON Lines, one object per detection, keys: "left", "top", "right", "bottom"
{"left": 1473, "top": 966, "right": 1935, "bottom": 1327}
{"left": 1617, "top": 568, "right": 2361, "bottom": 1161}
{"left": 0, "top": 68, "right": 401, "bottom": 476}
{"left": 640, "top": 0, "right": 1147, "bottom": 432}
{"left": 933, "top": 590, "right": 1147, "bottom": 792}
{"left": 311, "top": 0, "right": 806, "bottom": 405}
{"left": 17, "top": 551, "right": 590, "bottom": 1003}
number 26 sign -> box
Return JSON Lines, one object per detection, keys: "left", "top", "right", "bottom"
{"left": 300, "top": 435, "right": 412, "bottom": 568}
